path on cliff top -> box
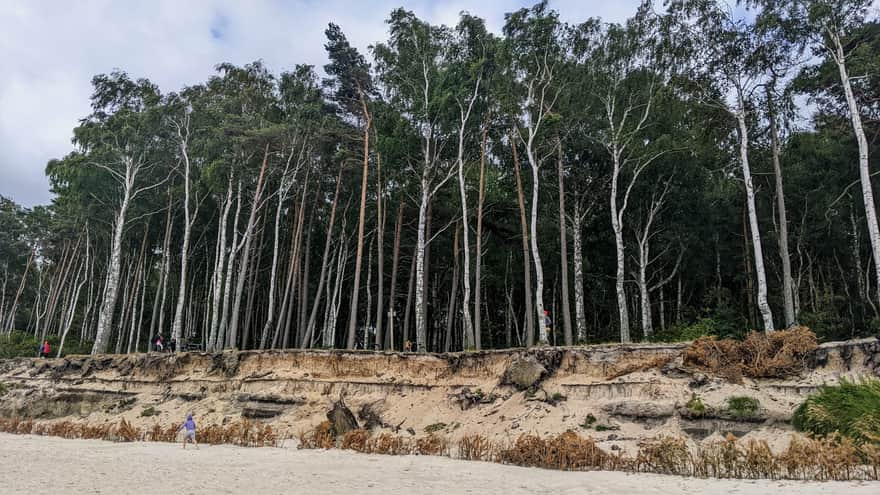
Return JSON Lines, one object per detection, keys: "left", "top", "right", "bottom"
{"left": 2, "top": 434, "right": 876, "bottom": 495}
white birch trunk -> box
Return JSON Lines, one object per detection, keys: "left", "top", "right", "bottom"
{"left": 171, "top": 117, "right": 195, "bottom": 347}
{"left": 736, "top": 103, "right": 775, "bottom": 332}
{"left": 831, "top": 32, "right": 880, "bottom": 307}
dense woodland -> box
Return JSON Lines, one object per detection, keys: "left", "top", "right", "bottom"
{"left": 0, "top": 0, "right": 878, "bottom": 356}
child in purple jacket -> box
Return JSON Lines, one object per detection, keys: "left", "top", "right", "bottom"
{"left": 179, "top": 413, "right": 199, "bottom": 449}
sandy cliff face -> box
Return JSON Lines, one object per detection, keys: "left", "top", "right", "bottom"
{"left": 1, "top": 338, "right": 878, "bottom": 454}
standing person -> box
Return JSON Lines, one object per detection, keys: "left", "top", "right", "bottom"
{"left": 544, "top": 311, "right": 553, "bottom": 341}
{"left": 156, "top": 334, "right": 164, "bottom": 352}
{"left": 39, "top": 340, "right": 50, "bottom": 358}
{"left": 169, "top": 339, "right": 177, "bottom": 353}
{"left": 178, "top": 413, "right": 198, "bottom": 449}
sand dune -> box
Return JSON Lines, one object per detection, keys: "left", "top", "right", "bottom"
{"left": 1, "top": 434, "right": 876, "bottom": 495}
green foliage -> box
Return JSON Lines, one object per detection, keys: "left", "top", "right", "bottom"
{"left": 793, "top": 378, "right": 880, "bottom": 444}
{"left": 0, "top": 331, "right": 92, "bottom": 359}
{"left": 0, "top": 382, "right": 7, "bottom": 396}
{"left": 686, "top": 395, "right": 707, "bottom": 417}
{"left": 580, "top": 414, "right": 597, "bottom": 429}
{"left": 424, "top": 423, "right": 447, "bottom": 433}
{"left": 140, "top": 406, "right": 158, "bottom": 417}
{"left": 726, "top": 396, "right": 760, "bottom": 419}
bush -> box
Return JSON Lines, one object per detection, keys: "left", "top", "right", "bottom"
{"left": 140, "top": 407, "right": 158, "bottom": 417}
{"left": 686, "top": 395, "right": 707, "bottom": 417}
{"left": 792, "top": 378, "right": 880, "bottom": 445}
{"left": 726, "top": 396, "right": 760, "bottom": 419}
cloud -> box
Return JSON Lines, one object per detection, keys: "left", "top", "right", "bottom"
{"left": 0, "top": 0, "right": 643, "bottom": 207}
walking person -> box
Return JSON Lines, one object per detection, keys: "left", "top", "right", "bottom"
{"left": 178, "top": 413, "right": 198, "bottom": 449}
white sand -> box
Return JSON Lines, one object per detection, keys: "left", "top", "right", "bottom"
{"left": 1, "top": 434, "right": 876, "bottom": 495}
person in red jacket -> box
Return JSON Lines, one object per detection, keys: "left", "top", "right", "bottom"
{"left": 39, "top": 340, "right": 50, "bottom": 358}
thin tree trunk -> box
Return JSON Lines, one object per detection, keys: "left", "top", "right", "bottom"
{"left": 556, "top": 137, "right": 573, "bottom": 345}
{"left": 572, "top": 197, "right": 586, "bottom": 343}
{"left": 374, "top": 155, "right": 385, "bottom": 350}
{"left": 524, "top": 134, "right": 548, "bottom": 345}
{"left": 386, "top": 203, "right": 403, "bottom": 350}
{"left": 736, "top": 103, "right": 775, "bottom": 332}
{"left": 346, "top": 102, "right": 372, "bottom": 349}
{"left": 171, "top": 117, "right": 196, "bottom": 346}
{"left": 445, "top": 224, "right": 461, "bottom": 352}
{"left": 831, "top": 32, "right": 880, "bottom": 308}
{"left": 474, "top": 125, "right": 487, "bottom": 350}
{"left": 227, "top": 145, "right": 270, "bottom": 348}
{"left": 767, "top": 82, "right": 795, "bottom": 327}
{"left": 217, "top": 181, "right": 243, "bottom": 349}
{"left": 208, "top": 177, "right": 233, "bottom": 350}
{"left": 303, "top": 165, "right": 343, "bottom": 347}
{"left": 511, "top": 133, "right": 535, "bottom": 346}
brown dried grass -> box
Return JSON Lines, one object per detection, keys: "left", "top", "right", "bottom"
{"left": 496, "top": 431, "right": 607, "bottom": 470}
{"left": 458, "top": 434, "right": 492, "bottom": 461}
{"left": 297, "top": 420, "right": 335, "bottom": 449}
{"left": 683, "top": 327, "right": 817, "bottom": 381}
{"left": 116, "top": 419, "right": 140, "bottom": 442}
{"left": 415, "top": 433, "right": 449, "bottom": 456}
{"left": 605, "top": 356, "right": 673, "bottom": 380}
{"left": 341, "top": 429, "right": 370, "bottom": 452}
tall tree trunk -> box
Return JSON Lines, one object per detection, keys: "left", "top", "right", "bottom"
{"left": 474, "top": 126, "right": 487, "bottom": 350}
{"left": 346, "top": 102, "right": 372, "bottom": 349}
{"left": 227, "top": 145, "right": 270, "bottom": 349}
{"left": 92, "top": 167, "right": 135, "bottom": 354}
{"left": 403, "top": 242, "right": 417, "bottom": 350}
{"left": 524, "top": 137, "right": 548, "bottom": 346}
{"left": 736, "top": 102, "right": 775, "bottom": 332}
{"left": 208, "top": 177, "right": 233, "bottom": 350}
{"left": 445, "top": 224, "right": 461, "bottom": 352}
{"left": 556, "top": 137, "right": 573, "bottom": 345}
{"left": 217, "top": 181, "right": 243, "bottom": 349}
{"left": 767, "top": 82, "right": 795, "bottom": 327}
{"left": 171, "top": 119, "right": 195, "bottom": 346}
{"left": 386, "top": 203, "right": 403, "bottom": 350}
{"left": 831, "top": 32, "right": 880, "bottom": 308}
{"left": 259, "top": 184, "right": 289, "bottom": 349}
{"left": 571, "top": 197, "right": 587, "bottom": 343}
{"left": 303, "top": 165, "right": 343, "bottom": 347}
{"left": 511, "top": 133, "right": 535, "bottom": 346}
{"left": 374, "top": 156, "right": 385, "bottom": 349}
{"left": 610, "top": 150, "right": 631, "bottom": 343}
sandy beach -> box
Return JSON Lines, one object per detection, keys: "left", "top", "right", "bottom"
{"left": 1, "top": 434, "right": 876, "bottom": 495}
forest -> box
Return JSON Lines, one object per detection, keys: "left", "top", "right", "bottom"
{"left": 0, "top": 0, "right": 878, "bottom": 356}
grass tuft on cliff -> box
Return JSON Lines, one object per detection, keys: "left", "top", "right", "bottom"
{"left": 793, "top": 378, "right": 880, "bottom": 444}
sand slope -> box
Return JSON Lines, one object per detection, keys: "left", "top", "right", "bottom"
{"left": 1, "top": 434, "right": 876, "bottom": 495}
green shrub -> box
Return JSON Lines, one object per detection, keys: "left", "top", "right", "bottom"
{"left": 793, "top": 378, "right": 880, "bottom": 444}
{"left": 424, "top": 423, "right": 447, "bottom": 433}
{"left": 0, "top": 382, "right": 7, "bottom": 396}
{"left": 686, "top": 395, "right": 707, "bottom": 417}
{"left": 580, "top": 414, "right": 597, "bottom": 429}
{"left": 726, "top": 396, "right": 760, "bottom": 419}
{"left": 140, "top": 406, "right": 158, "bottom": 417}
{"left": 546, "top": 392, "right": 567, "bottom": 406}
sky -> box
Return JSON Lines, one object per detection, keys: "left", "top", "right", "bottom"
{"left": 0, "top": 0, "right": 673, "bottom": 207}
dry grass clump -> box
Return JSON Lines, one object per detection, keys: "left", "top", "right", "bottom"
{"left": 116, "top": 419, "right": 140, "bottom": 442}
{"left": 637, "top": 436, "right": 692, "bottom": 475}
{"left": 370, "top": 432, "right": 409, "bottom": 455}
{"left": 496, "top": 432, "right": 607, "bottom": 470}
{"left": 341, "top": 429, "right": 370, "bottom": 452}
{"left": 605, "top": 356, "right": 673, "bottom": 380}
{"left": 683, "top": 327, "right": 817, "bottom": 381}
{"left": 415, "top": 433, "right": 449, "bottom": 456}
{"left": 780, "top": 434, "right": 861, "bottom": 481}
{"left": 0, "top": 416, "right": 33, "bottom": 435}
{"left": 458, "top": 434, "right": 492, "bottom": 461}
{"left": 297, "top": 420, "right": 335, "bottom": 449}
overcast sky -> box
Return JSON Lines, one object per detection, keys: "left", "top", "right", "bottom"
{"left": 0, "top": 0, "right": 659, "bottom": 207}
